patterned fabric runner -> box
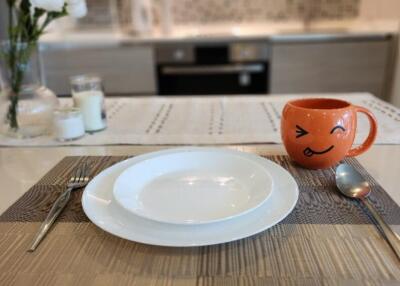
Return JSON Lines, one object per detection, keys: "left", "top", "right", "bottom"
{"left": 1, "top": 93, "right": 400, "bottom": 146}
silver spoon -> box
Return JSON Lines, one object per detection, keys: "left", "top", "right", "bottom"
{"left": 335, "top": 163, "right": 400, "bottom": 260}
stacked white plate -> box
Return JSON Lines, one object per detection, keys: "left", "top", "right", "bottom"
{"left": 82, "top": 147, "right": 299, "bottom": 247}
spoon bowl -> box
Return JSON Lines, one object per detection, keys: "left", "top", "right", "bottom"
{"left": 335, "top": 163, "right": 371, "bottom": 198}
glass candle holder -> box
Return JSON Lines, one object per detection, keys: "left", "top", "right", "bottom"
{"left": 70, "top": 74, "right": 107, "bottom": 132}
{"left": 53, "top": 108, "right": 85, "bottom": 141}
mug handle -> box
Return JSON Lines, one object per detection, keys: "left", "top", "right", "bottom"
{"left": 347, "top": 105, "right": 378, "bottom": 157}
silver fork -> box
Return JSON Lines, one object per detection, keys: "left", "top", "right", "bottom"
{"left": 28, "top": 162, "right": 90, "bottom": 252}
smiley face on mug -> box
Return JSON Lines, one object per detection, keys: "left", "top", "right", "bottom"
{"left": 295, "top": 124, "right": 347, "bottom": 157}
{"left": 281, "top": 98, "right": 377, "bottom": 169}
{"left": 283, "top": 117, "right": 355, "bottom": 169}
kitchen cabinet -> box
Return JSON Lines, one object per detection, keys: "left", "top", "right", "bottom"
{"left": 270, "top": 39, "right": 394, "bottom": 98}
{"left": 40, "top": 45, "right": 156, "bottom": 95}
{"left": 39, "top": 33, "right": 395, "bottom": 97}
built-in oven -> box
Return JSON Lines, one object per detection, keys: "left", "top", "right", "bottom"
{"left": 155, "top": 42, "right": 270, "bottom": 95}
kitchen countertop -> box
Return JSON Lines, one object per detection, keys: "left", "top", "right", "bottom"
{"left": 39, "top": 19, "right": 400, "bottom": 50}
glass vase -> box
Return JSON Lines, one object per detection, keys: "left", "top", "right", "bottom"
{"left": 0, "top": 41, "right": 58, "bottom": 138}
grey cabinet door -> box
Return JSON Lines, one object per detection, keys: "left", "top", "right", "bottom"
{"left": 40, "top": 45, "right": 156, "bottom": 95}
{"left": 270, "top": 40, "right": 392, "bottom": 98}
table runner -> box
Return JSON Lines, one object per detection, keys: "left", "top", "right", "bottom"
{"left": 0, "top": 155, "right": 399, "bottom": 285}
{"left": 1, "top": 93, "right": 400, "bottom": 147}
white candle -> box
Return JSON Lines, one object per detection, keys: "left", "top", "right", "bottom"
{"left": 73, "top": 90, "right": 106, "bottom": 132}
{"left": 53, "top": 108, "right": 85, "bottom": 141}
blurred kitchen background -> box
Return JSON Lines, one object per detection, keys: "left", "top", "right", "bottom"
{"left": 1, "top": 0, "right": 400, "bottom": 106}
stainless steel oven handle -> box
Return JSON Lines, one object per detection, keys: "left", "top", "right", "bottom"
{"left": 161, "top": 64, "right": 264, "bottom": 75}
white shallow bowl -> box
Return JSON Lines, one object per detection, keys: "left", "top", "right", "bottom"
{"left": 82, "top": 148, "right": 299, "bottom": 247}
{"left": 113, "top": 150, "right": 273, "bottom": 225}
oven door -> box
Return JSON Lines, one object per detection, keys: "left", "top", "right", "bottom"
{"left": 157, "top": 63, "right": 269, "bottom": 95}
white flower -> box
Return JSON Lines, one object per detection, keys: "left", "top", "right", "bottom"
{"left": 30, "top": 0, "right": 65, "bottom": 12}
{"left": 67, "top": 0, "right": 87, "bottom": 18}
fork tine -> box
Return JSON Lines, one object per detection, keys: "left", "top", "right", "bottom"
{"left": 85, "top": 161, "right": 94, "bottom": 177}
{"left": 69, "top": 168, "right": 77, "bottom": 183}
{"left": 73, "top": 166, "right": 83, "bottom": 183}
{"left": 68, "top": 162, "right": 90, "bottom": 186}
{"left": 79, "top": 162, "right": 89, "bottom": 182}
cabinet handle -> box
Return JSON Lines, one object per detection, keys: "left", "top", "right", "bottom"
{"left": 161, "top": 64, "right": 264, "bottom": 75}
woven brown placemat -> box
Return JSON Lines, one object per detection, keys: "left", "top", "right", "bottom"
{"left": 1, "top": 155, "right": 399, "bottom": 225}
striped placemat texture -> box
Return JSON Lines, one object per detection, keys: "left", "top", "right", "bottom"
{"left": 0, "top": 155, "right": 399, "bottom": 286}
{"left": 1, "top": 156, "right": 399, "bottom": 225}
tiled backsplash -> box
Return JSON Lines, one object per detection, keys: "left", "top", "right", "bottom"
{"left": 76, "top": 0, "right": 118, "bottom": 29}
{"left": 167, "top": 0, "right": 360, "bottom": 24}
{"left": 77, "top": 0, "right": 361, "bottom": 29}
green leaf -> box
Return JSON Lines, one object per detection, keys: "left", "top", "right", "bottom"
{"left": 34, "top": 8, "right": 46, "bottom": 18}
{"left": 48, "top": 4, "right": 68, "bottom": 19}
{"left": 19, "top": 0, "right": 31, "bottom": 14}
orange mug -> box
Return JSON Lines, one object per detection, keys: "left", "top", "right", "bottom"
{"left": 281, "top": 98, "right": 377, "bottom": 169}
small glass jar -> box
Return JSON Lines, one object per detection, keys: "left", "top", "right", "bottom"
{"left": 70, "top": 74, "right": 107, "bottom": 132}
{"left": 53, "top": 108, "right": 85, "bottom": 141}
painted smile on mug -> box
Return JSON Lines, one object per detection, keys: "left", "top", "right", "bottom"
{"left": 303, "top": 145, "right": 334, "bottom": 157}
{"left": 296, "top": 125, "right": 346, "bottom": 157}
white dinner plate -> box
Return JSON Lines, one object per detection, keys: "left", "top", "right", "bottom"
{"left": 82, "top": 148, "right": 299, "bottom": 247}
{"left": 113, "top": 150, "right": 273, "bottom": 225}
